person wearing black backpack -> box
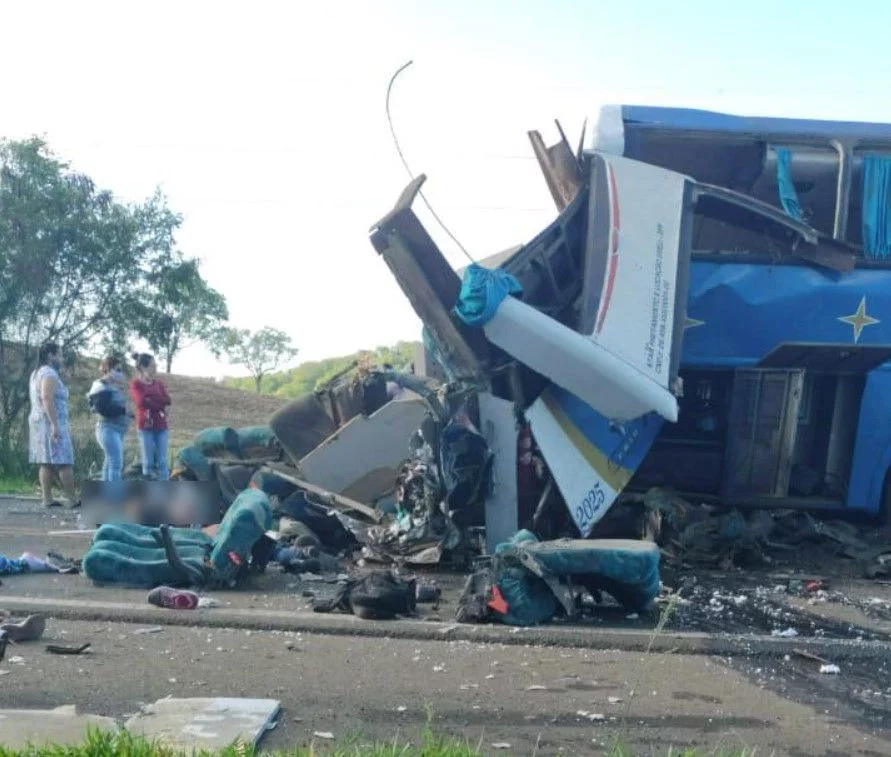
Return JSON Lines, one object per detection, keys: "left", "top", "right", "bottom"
{"left": 87, "top": 355, "right": 132, "bottom": 481}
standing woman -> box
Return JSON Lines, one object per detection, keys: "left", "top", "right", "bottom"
{"left": 129, "top": 353, "right": 171, "bottom": 480}
{"left": 87, "top": 355, "right": 130, "bottom": 481}
{"left": 28, "top": 342, "right": 79, "bottom": 507}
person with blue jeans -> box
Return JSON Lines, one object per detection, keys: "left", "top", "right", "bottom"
{"left": 139, "top": 425, "right": 169, "bottom": 481}
{"left": 87, "top": 355, "right": 131, "bottom": 481}
{"left": 129, "top": 352, "right": 172, "bottom": 480}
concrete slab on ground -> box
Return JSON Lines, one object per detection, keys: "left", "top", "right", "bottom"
{"left": 125, "top": 697, "right": 280, "bottom": 751}
{"left": 0, "top": 705, "right": 117, "bottom": 749}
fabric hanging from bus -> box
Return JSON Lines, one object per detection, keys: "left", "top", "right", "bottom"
{"left": 774, "top": 147, "right": 803, "bottom": 221}
{"left": 862, "top": 155, "right": 891, "bottom": 260}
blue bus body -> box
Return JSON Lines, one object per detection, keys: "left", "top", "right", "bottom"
{"left": 595, "top": 105, "right": 891, "bottom": 515}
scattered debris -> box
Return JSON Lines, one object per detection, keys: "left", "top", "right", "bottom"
{"left": 0, "top": 614, "right": 45, "bottom": 642}
{"left": 864, "top": 551, "right": 891, "bottom": 579}
{"left": 311, "top": 570, "right": 416, "bottom": 620}
{"left": 820, "top": 664, "right": 841, "bottom": 675}
{"left": 416, "top": 583, "right": 442, "bottom": 603}
{"left": 46, "top": 643, "right": 91, "bottom": 656}
{"left": 313, "top": 732, "right": 335, "bottom": 741}
{"left": 148, "top": 586, "right": 200, "bottom": 610}
{"left": 771, "top": 627, "right": 799, "bottom": 638}
{"left": 793, "top": 649, "right": 830, "bottom": 665}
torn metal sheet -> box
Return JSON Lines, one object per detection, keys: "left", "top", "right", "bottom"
{"left": 578, "top": 153, "right": 692, "bottom": 392}
{"left": 527, "top": 386, "right": 664, "bottom": 536}
{"left": 262, "top": 465, "right": 382, "bottom": 523}
{"left": 691, "top": 183, "right": 855, "bottom": 273}
{"left": 484, "top": 153, "right": 692, "bottom": 423}
{"left": 484, "top": 294, "right": 680, "bottom": 422}
{"left": 479, "top": 393, "right": 519, "bottom": 552}
{"left": 361, "top": 513, "right": 459, "bottom": 565}
{"left": 369, "top": 175, "right": 489, "bottom": 382}
{"left": 298, "top": 396, "right": 429, "bottom": 506}
{"left": 124, "top": 697, "right": 280, "bottom": 751}
{"left": 528, "top": 123, "right": 583, "bottom": 211}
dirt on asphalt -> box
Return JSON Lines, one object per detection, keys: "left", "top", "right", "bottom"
{"left": 1, "top": 619, "right": 890, "bottom": 757}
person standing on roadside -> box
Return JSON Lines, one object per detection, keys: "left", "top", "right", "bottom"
{"left": 87, "top": 355, "right": 131, "bottom": 482}
{"left": 129, "top": 353, "right": 171, "bottom": 480}
{"left": 28, "top": 342, "right": 79, "bottom": 508}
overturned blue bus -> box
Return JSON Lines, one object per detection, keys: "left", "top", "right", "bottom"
{"left": 371, "top": 106, "right": 891, "bottom": 543}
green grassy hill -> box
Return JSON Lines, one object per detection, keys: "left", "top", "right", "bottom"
{"left": 223, "top": 341, "right": 420, "bottom": 397}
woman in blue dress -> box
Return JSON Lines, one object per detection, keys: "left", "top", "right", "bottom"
{"left": 28, "top": 342, "right": 78, "bottom": 507}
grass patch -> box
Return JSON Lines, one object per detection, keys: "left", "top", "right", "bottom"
{"left": 0, "top": 728, "right": 759, "bottom": 757}
{"left": 0, "top": 729, "right": 482, "bottom": 757}
{"left": 0, "top": 474, "right": 33, "bottom": 495}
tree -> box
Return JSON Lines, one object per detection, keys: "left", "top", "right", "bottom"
{"left": 0, "top": 137, "right": 198, "bottom": 465}
{"left": 218, "top": 327, "right": 298, "bottom": 393}
{"left": 129, "top": 258, "right": 228, "bottom": 373}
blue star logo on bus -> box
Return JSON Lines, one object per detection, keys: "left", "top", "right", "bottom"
{"left": 838, "top": 296, "right": 879, "bottom": 343}
{"left": 684, "top": 317, "right": 705, "bottom": 330}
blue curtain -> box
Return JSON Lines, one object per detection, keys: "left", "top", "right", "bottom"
{"left": 775, "top": 147, "right": 803, "bottom": 221}
{"left": 862, "top": 155, "right": 891, "bottom": 260}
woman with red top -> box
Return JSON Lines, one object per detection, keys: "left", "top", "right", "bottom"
{"left": 129, "top": 353, "right": 172, "bottom": 480}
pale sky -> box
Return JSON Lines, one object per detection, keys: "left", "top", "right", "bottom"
{"left": 4, "top": 0, "right": 890, "bottom": 377}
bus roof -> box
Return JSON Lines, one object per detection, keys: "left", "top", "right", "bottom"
{"left": 588, "top": 105, "right": 891, "bottom": 154}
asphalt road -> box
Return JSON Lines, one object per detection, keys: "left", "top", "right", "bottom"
{"left": 1, "top": 618, "right": 889, "bottom": 757}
